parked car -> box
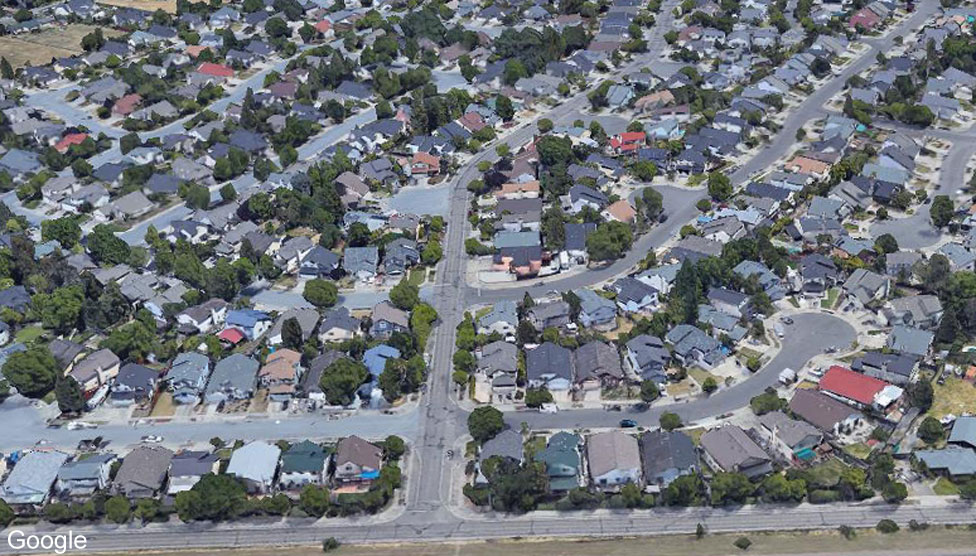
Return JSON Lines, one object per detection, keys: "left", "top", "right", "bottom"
{"left": 141, "top": 435, "right": 164, "bottom": 443}
{"left": 619, "top": 419, "right": 638, "bottom": 428}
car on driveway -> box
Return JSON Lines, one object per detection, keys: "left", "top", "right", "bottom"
{"left": 619, "top": 419, "right": 638, "bottom": 428}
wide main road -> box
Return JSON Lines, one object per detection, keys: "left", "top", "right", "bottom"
{"left": 6, "top": 500, "right": 976, "bottom": 553}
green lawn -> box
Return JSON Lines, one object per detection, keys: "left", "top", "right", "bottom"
{"left": 934, "top": 477, "right": 960, "bottom": 496}
{"left": 688, "top": 367, "right": 717, "bottom": 388}
{"left": 804, "top": 458, "right": 846, "bottom": 489}
{"left": 407, "top": 268, "right": 426, "bottom": 287}
{"left": 15, "top": 325, "right": 44, "bottom": 344}
{"left": 842, "top": 442, "right": 873, "bottom": 461}
{"left": 821, "top": 288, "right": 839, "bottom": 309}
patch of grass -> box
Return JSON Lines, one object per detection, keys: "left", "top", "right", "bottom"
{"left": 933, "top": 477, "right": 960, "bottom": 496}
{"left": 407, "top": 268, "right": 426, "bottom": 287}
{"left": 14, "top": 325, "right": 44, "bottom": 344}
{"left": 842, "top": 442, "right": 873, "bottom": 461}
{"left": 821, "top": 288, "right": 839, "bottom": 309}
{"left": 928, "top": 377, "right": 976, "bottom": 420}
{"left": 804, "top": 458, "right": 846, "bottom": 489}
{"left": 150, "top": 392, "right": 176, "bottom": 417}
{"left": 474, "top": 306, "right": 492, "bottom": 320}
{"left": 685, "top": 427, "right": 705, "bottom": 445}
{"left": 788, "top": 296, "right": 800, "bottom": 308}
{"left": 688, "top": 367, "right": 717, "bottom": 388}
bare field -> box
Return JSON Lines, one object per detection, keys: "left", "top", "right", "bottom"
{"left": 97, "top": 0, "right": 177, "bottom": 13}
{"left": 0, "top": 24, "right": 124, "bottom": 68}
{"left": 97, "top": 527, "right": 976, "bottom": 556}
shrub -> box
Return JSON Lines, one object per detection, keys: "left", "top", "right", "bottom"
{"left": 733, "top": 536, "right": 752, "bottom": 550}
{"left": 876, "top": 519, "right": 899, "bottom": 534}
{"left": 838, "top": 525, "right": 856, "bottom": 540}
{"left": 908, "top": 519, "right": 929, "bottom": 531}
{"left": 321, "top": 537, "right": 341, "bottom": 552}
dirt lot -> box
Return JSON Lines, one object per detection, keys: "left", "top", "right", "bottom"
{"left": 96, "top": 0, "right": 177, "bottom": 13}
{"left": 0, "top": 24, "right": 124, "bottom": 69}
{"left": 94, "top": 527, "right": 976, "bottom": 556}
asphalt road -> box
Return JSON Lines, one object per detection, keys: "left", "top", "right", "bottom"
{"left": 506, "top": 312, "right": 855, "bottom": 430}
{"left": 5, "top": 501, "right": 976, "bottom": 553}
{"left": 868, "top": 121, "right": 976, "bottom": 249}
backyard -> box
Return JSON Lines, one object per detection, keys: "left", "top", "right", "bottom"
{"left": 0, "top": 24, "right": 124, "bottom": 69}
{"left": 928, "top": 377, "right": 976, "bottom": 420}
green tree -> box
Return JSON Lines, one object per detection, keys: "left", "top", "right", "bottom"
{"left": 631, "top": 160, "right": 658, "bottom": 181}
{"left": 495, "top": 94, "right": 515, "bottom": 121}
{"left": 319, "top": 359, "right": 368, "bottom": 406}
{"left": 105, "top": 495, "right": 131, "bottom": 524}
{"left": 87, "top": 225, "right": 131, "bottom": 265}
{"left": 664, "top": 474, "right": 703, "bottom": 506}
{"left": 34, "top": 285, "right": 84, "bottom": 333}
{"left": 917, "top": 416, "right": 944, "bottom": 444}
{"left": 175, "top": 474, "right": 247, "bottom": 522}
{"left": 701, "top": 376, "right": 718, "bottom": 394}
{"left": 641, "top": 187, "right": 664, "bottom": 220}
{"left": 524, "top": 388, "right": 553, "bottom": 408}
{"left": 303, "top": 279, "right": 338, "bottom": 308}
{"left": 421, "top": 240, "right": 443, "bottom": 264}
{"left": 586, "top": 221, "right": 634, "bottom": 261}
{"left": 41, "top": 217, "right": 81, "bottom": 248}
{"left": 710, "top": 472, "right": 754, "bottom": 505}
{"left": 882, "top": 481, "right": 908, "bottom": 503}
{"left": 2, "top": 346, "right": 58, "bottom": 398}
{"left": 760, "top": 473, "right": 806, "bottom": 502}
{"left": 639, "top": 380, "right": 659, "bottom": 402}
{"left": 102, "top": 320, "right": 156, "bottom": 362}
{"left": 299, "top": 485, "right": 331, "bottom": 517}
{"left": 874, "top": 233, "right": 899, "bottom": 255}
{"left": 119, "top": 132, "right": 141, "bottom": 155}
{"left": 707, "top": 172, "right": 733, "bottom": 201}
{"left": 389, "top": 279, "right": 420, "bottom": 310}
{"left": 384, "top": 435, "right": 406, "bottom": 460}
{"left": 55, "top": 377, "right": 85, "bottom": 414}
{"left": 750, "top": 388, "right": 787, "bottom": 415}
{"left": 930, "top": 195, "right": 954, "bottom": 228}
{"left": 281, "top": 317, "right": 303, "bottom": 350}
{"left": 660, "top": 411, "right": 682, "bottom": 431}
{"left": 468, "top": 406, "right": 504, "bottom": 443}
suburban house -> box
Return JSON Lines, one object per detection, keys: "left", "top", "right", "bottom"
{"left": 224, "top": 309, "right": 272, "bottom": 340}
{"left": 576, "top": 289, "right": 618, "bottom": 331}
{"left": 624, "top": 334, "right": 671, "bottom": 383}
{"left": 68, "top": 348, "right": 121, "bottom": 396}
{"left": 843, "top": 268, "right": 890, "bottom": 309}
{"left": 699, "top": 425, "right": 773, "bottom": 478}
{"left": 267, "top": 308, "right": 320, "bottom": 346}
{"left": 573, "top": 341, "right": 623, "bottom": 392}
{"left": 789, "top": 388, "right": 863, "bottom": 435}
{"left": 109, "top": 363, "right": 159, "bottom": 407}
{"left": 165, "top": 352, "right": 211, "bottom": 405}
{"left": 334, "top": 436, "right": 383, "bottom": 486}
{"left": 113, "top": 445, "right": 174, "bottom": 499}
{"left": 757, "top": 411, "right": 823, "bottom": 463}
{"left": 666, "top": 324, "right": 725, "bottom": 370}
{"left": 318, "top": 308, "right": 362, "bottom": 343}
{"left": 56, "top": 453, "right": 116, "bottom": 498}
{"left": 369, "top": 301, "right": 410, "bottom": 339}
{"left": 259, "top": 348, "right": 304, "bottom": 401}
{"left": 526, "top": 342, "right": 574, "bottom": 391}
{"left": 0, "top": 450, "right": 70, "bottom": 506}
{"left": 167, "top": 451, "right": 220, "bottom": 494}
{"left": 227, "top": 441, "right": 281, "bottom": 494}
{"left": 850, "top": 352, "right": 919, "bottom": 386}
{"left": 819, "top": 365, "right": 903, "bottom": 414}
{"left": 639, "top": 430, "right": 698, "bottom": 488}
{"left": 586, "top": 432, "right": 641, "bottom": 489}
{"left": 527, "top": 301, "right": 572, "bottom": 331}
{"left": 205, "top": 354, "right": 260, "bottom": 404}
{"left": 477, "top": 300, "right": 518, "bottom": 336}
{"left": 883, "top": 295, "right": 943, "bottom": 330}
{"left": 279, "top": 440, "right": 330, "bottom": 489}
{"left": 537, "top": 432, "right": 583, "bottom": 492}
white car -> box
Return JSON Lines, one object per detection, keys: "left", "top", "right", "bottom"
{"left": 141, "top": 435, "right": 163, "bottom": 443}
{"left": 540, "top": 403, "right": 559, "bottom": 413}
{"left": 66, "top": 421, "right": 97, "bottom": 431}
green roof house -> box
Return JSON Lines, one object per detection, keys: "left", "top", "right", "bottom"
{"left": 537, "top": 432, "right": 582, "bottom": 492}
{"left": 279, "top": 440, "right": 330, "bottom": 489}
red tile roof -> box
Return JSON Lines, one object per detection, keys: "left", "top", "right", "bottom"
{"left": 819, "top": 365, "right": 887, "bottom": 406}
{"left": 55, "top": 133, "right": 88, "bottom": 153}
{"left": 112, "top": 93, "right": 142, "bottom": 116}
{"left": 197, "top": 62, "right": 234, "bottom": 78}
{"left": 218, "top": 327, "right": 246, "bottom": 344}
{"left": 610, "top": 131, "right": 646, "bottom": 149}
{"left": 315, "top": 20, "right": 332, "bottom": 32}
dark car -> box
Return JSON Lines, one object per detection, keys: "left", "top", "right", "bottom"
{"left": 619, "top": 419, "right": 638, "bottom": 428}
{"left": 658, "top": 212, "right": 669, "bottom": 223}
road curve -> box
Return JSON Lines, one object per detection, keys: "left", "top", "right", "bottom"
{"left": 504, "top": 312, "right": 856, "bottom": 431}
